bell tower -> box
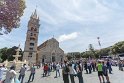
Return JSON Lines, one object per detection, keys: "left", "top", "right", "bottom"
{"left": 23, "top": 10, "right": 40, "bottom": 63}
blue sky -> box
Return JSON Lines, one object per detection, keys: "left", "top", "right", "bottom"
{"left": 0, "top": 0, "right": 124, "bottom": 53}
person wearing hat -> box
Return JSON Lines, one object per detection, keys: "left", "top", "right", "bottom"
{"left": 0, "top": 64, "right": 7, "bottom": 82}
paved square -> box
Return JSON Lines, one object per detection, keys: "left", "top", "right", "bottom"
{"left": 13, "top": 66, "right": 124, "bottom": 83}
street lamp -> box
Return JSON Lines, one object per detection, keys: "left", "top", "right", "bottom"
{"left": 97, "top": 37, "right": 102, "bottom": 58}
{"left": 97, "top": 37, "right": 101, "bottom": 49}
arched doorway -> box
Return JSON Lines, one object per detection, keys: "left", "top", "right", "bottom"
{"left": 42, "top": 55, "right": 46, "bottom": 63}
{"left": 52, "top": 56, "right": 55, "bottom": 62}
{"left": 60, "top": 55, "right": 63, "bottom": 62}
{"left": 61, "top": 58, "right": 63, "bottom": 62}
{"left": 42, "top": 58, "right": 44, "bottom": 63}
{"left": 51, "top": 53, "right": 56, "bottom": 62}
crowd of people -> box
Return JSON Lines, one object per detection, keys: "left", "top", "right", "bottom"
{"left": 0, "top": 58, "right": 123, "bottom": 83}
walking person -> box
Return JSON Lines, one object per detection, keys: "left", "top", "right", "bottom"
{"left": 84, "top": 61, "right": 88, "bottom": 74}
{"left": 43, "top": 64, "right": 48, "bottom": 77}
{"left": 68, "top": 63, "right": 76, "bottom": 83}
{"left": 48, "top": 63, "right": 51, "bottom": 76}
{"left": 107, "top": 60, "right": 112, "bottom": 74}
{"left": 91, "top": 61, "right": 95, "bottom": 72}
{"left": 62, "top": 61, "right": 69, "bottom": 83}
{"left": 87, "top": 61, "right": 91, "bottom": 74}
{"left": 18, "top": 64, "right": 27, "bottom": 83}
{"left": 55, "top": 63, "right": 61, "bottom": 78}
{"left": 28, "top": 64, "right": 36, "bottom": 83}
{"left": 4, "top": 66, "right": 17, "bottom": 83}
{"left": 77, "top": 62, "right": 84, "bottom": 83}
{"left": 102, "top": 61, "right": 110, "bottom": 83}
{"left": 97, "top": 61, "right": 105, "bottom": 83}
{"left": 0, "top": 64, "right": 7, "bottom": 82}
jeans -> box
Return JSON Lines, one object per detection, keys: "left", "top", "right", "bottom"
{"left": 70, "top": 74, "right": 75, "bottom": 83}
{"left": 63, "top": 74, "right": 69, "bottom": 83}
{"left": 18, "top": 74, "right": 25, "bottom": 83}
{"left": 88, "top": 66, "right": 91, "bottom": 74}
{"left": 56, "top": 70, "right": 60, "bottom": 77}
{"left": 77, "top": 72, "right": 84, "bottom": 83}
{"left": 28, "top": 73, "right": 35, "bottom": 82}
{"left": 108, "top": 66, "right": 112, "bottom": 73}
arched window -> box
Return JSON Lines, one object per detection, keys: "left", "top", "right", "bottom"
{"left": 31, "top": 27, "right": 34, "bottom": 31}
{"left": 34, "top": 34, "right": 36, "bottom": 37}
{"left": 34, "top": 28, "right": 37, "bottom": 31}
{"left": 30, "top": 33, "right": 33, "bottom": 36}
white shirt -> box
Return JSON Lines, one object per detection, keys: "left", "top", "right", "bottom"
{"left": 0, "top": 67, "right": 7, "bottom": 79}
{"left": 56, "top": 64, "right": 60, "bottom": 70}
{"left": 5, "top": 70, "right": 17, "bottom": 83}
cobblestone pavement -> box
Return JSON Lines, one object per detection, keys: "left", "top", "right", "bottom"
{"left": 3, "top": 66, "right": 124, "bottom": 83}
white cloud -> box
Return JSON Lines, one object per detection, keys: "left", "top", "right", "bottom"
{"left": 58, "top": 32, "right": 79, "bottom": 42}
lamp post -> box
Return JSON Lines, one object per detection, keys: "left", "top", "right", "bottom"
{"left": 97, "top": 37, "right": 102, "bottom": 58}
{"left": 97, "top": 37, "right": 101, "bottom": 49}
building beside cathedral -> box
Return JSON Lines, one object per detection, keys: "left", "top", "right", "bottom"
{"left": 23, "top": 10, "right": 64, "bottom": 63}
{"left": 37, "top": 38, "right": 64, "bottom": 63}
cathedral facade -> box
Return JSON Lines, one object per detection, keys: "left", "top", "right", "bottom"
{"left": 23, "top": 10, "right": 64, "bottom": 63}
{"left": 37, "top": 38, "right": 64, "bottom": 63}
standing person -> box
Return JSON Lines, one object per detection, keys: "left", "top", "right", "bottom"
{"left": 18, "top": 64, "right": 27, "bottom": 83}
{"left": 91, "top": 61, "right": 95, "bottom": 72}
{"left": 118, "top": 60, "right": 122, "bottom": 70}
{"left": 107, "top": 60, "right": 112, "bottom": 74}
{"left": 84, "top": 61, "right": 88, "bottom": 74}
{"left": 97, "top": 61, "right": 105, "bottom": 83}
{"left": 68, "top": 63, "right": 76, "bottom": 83}
{"left": 0, "top": 64, "right": 7, "bottom": 82}
{"left": 55, "top": 63, "right": 61, "bottom": 78}
{"left": 28, "top": 64, "right": 36, "bottom": 83}
{"left": 43, "top": 64, "right": 48, "bottom": 77}
{"left": 87, "top": 61, "right": 91, "bottom": 74}
{"left": 62, "top": 61, "right": 69, "bottom": 83}
{"left": 102, "top": 62, "right": 110, "bottom": 83}
{"left": 77, "top": 63, "right": 84, "bottom": 83}
{"left": 48, "top": 63, "right": 51, "bottom": 76}
{"left": 4, "top": 66, "right": 17, "bottom": 83}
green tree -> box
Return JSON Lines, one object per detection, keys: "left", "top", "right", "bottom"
{"left": 0, "top": 46, "right": 23, "bottom": 62}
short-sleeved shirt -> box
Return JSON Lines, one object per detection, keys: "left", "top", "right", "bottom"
{"left": 30, "top": 67, "right": 35, "bottom": 73}
{"left": 20, "top": 67, "right": 27, "bottom": 75}
{"left": 97, "top": 63, "right": 103, "bottom": 71}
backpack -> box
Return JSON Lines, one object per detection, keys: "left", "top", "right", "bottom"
{"left": 64, "top": 65, "right": 69, "bottom": 73}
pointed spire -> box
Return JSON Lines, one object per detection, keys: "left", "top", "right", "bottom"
{"left": 33, "top": 9, "right": 37, "bottom": 18}
{"left": 31, "top": 9, "right": 38, "bottom": 19}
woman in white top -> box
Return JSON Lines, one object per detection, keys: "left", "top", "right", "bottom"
{"left": 4, "top": 66, "right": 17, "bottom": 83}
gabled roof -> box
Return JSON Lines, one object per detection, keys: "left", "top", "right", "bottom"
{"left": 37, "top": 38, "right": 59, "bottom": 50}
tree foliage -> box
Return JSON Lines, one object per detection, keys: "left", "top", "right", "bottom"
{"left": 0, "top": 0, "right": 26, "bottom": 34}
{"left": 0, "top": 46, "right": 23, "bottom": 62}
{"left": 80, "top": 41, "right": 124, "bottom": 59}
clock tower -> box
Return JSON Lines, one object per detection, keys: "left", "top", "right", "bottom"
{"left": 23, "top": 10, "right": 40, "bottom": 63}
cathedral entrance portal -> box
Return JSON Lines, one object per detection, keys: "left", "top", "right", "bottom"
{"left": 61, "top": 58, "right": 63, "bottom": 62}
{"left": 42, "top": 58, "right": 44, "bottom": 63}
{"left": 52, "top": 56, "right": 55, "bottom": 62}
{"left": 42, "top": 55, "right": 46, "bottom": 63}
